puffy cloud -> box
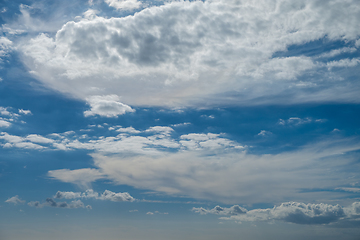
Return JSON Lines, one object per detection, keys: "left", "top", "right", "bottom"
{"left": 54, "top": 191, "right": 82, "bottom": 199}
{"left": 114, "top": 126, "right": 141, "bottom": 133}
{"left": 105, "top": 0, "right": 142, "bottom": 11}
{"left": 0, "top": 132, "right": 48, "bottom": 149}
{"left": 54, "top": 189, "right": 135, "bottom": 202}
{"left": 5, "top": 195, "right": 25, "bottom": 205}
{"left": 18, "top": 109, "right": 32, "bottom": 115}
{"left": 98, "top": 190, "right": 135, "bottom": 202}
{"left": 0, "top": 119, "right": 11, "bottom": 128}
{"left": 194, "top": 201, "right": 360, "bottom": 225}
{"left": 19, "top": 0, "right": 360, "bottom": 107}
{"left": 84, "top": 95, "right": 135, "bottom": 117}
{"left": 28, "top": 198, "right": 86, "bottom": 209}
{"left": 193, "top": 205, "right": 247, "bottom": 216}
{"left": 0, "top": 125, "right": 241, "bottom": 155}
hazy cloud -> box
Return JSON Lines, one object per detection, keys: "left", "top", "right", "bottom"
{"left": 5, "top": 195, "right": 25, "bottom": 205}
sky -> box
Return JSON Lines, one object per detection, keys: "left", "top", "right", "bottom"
{"left": 1, "top": 0, "right": 360, "bottom": 239}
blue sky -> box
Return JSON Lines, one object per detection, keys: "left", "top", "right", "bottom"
{"left": 1, "top": 0, "right": 360, "bottom": 239}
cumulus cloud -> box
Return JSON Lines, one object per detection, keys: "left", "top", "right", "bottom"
{"left": 0, "top": 107, "right": 32, "bottom": 128}
{"left": 54, "top": 189, "right": 135, "bottom": 202}
{"left": 194, "top": 201, "right": 360, "bottom": 225}
{"left": 0, "top": 132, "right": 49, "bottom": 149}
{"left": 18, "top": 109, "right": 32, "bottom": 115}
{"left": 0, "top": 119, "right": 11, "bottom": 128}
{"left": 0, "top": 125, "right": 241, "bottom": 155}
{"left": 84, "top": 95, "right": 135, "bottom": 117}
{"left": 105, "top": 0, "right": 142, "bottom": 11}
{"left": 18, "top": 0, "right": 360, "bottom": 107}
{"left": 193, "top": 205, "right": 247, "bottom": 216}
{"left": 5, "top": 195, "right": 25, "bottom": 205}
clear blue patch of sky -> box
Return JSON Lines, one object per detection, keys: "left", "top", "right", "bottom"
{"left": 272, "top": 38, "right": 360, "bottom": 59}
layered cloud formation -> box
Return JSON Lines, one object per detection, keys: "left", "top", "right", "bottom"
{"left": 1, "top": 123, "right": 359, "bottom": 204}
{"left": 18, "top": 0, "right": 360, "bottom": 109}
{"left": 193, "top": 201, "right": 360, "bottom": 225}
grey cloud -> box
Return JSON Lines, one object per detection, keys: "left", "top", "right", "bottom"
{"left": 99, "top": 190, "right": 135, "bottom": 202}
{"left": 28, "top": 198, "right": 85, "bottom": 209}
{"left": 54, "top": 191, "right": 82, "bottom": 199}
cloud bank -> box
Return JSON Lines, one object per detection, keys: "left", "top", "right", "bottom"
{"left": 193, "top": 201, "right": 360, "bottom": 225}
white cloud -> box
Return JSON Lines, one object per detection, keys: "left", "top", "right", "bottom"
{"left": 18, "top": 0, "right": 360, "bottom": 107}
{"left": 193, "top": 205, "right": 247, "bottom": 216}
{"left": 318, "top": 47, "right": 357, "bottom": 58}
{"left": 194, "top": 201, "right": 360, "bottom": 225}
{"left": 326, "top": 58, "right": 360, "bottom": 69}
{"left": 54, "top": 189, "right": 135, "bottom": 202}
{"left": 84, "top": 95, "right": 135, "bottom": 117}
{"left": 0, "top": 119, "right": 11, "bottom": 128}
{"left": 48, "top": 168, "right": 104, "bottom": 189}
{"left": 54, "top": 191, "right": 82, "bottom": 199}
{"left": 2, "top": 126, "right": 360, "bottom": 205}
{"left": 179, "top": 133, "right": 243, "bottom": 150}
{"left": 25, "top": 134, "right": 54, "bottom": 144}
{"left": 98, "top": 190, "right": 135, "bottom": 202}
{"left": 257, "top": 130, "right": 272, "bottom": 136}
{"left": 114, "top": 126, "right": 141, "bottom": 133}
{"left": 47, "top": 137, "right": 360, "bottom": 204}
{"left": 5, "top": 195, "right": 25, "bottom": 205}
{"left": 105, "top": 0, "right": 142, "bottom": 11}
{"left": 278, "top": 117, "right": 321, "bottom": 126}
{"left": 18, "top": 109, "right": 32, "bottom": 115}
{"left": 0, "top": 132, "right": 49, "bottom": 149}
{"left": 0, "top": 37, "right": 12, "bottom": 61}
